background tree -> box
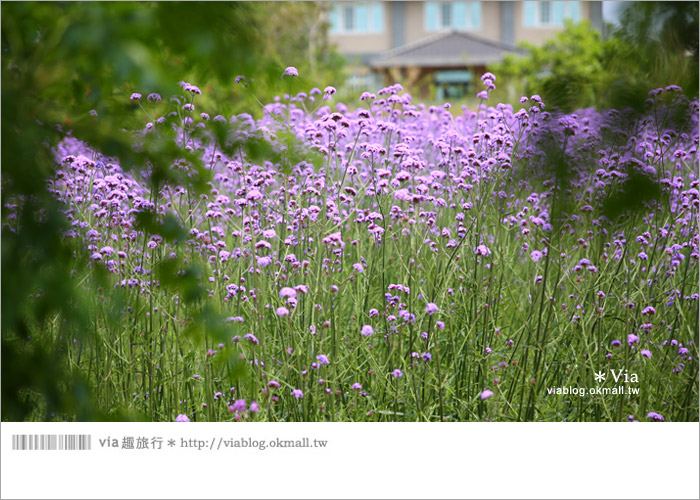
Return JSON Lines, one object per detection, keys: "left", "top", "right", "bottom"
{"left": 492, "top": 20, "right": 608, "bottom": 111}
{"left": 491, "top": 2, "right": 698, "bottom": 112}
{"left": 605, "top": 1, "right": 699, "bottom": 109}
{"left": 1, "top": 1, "right": 341, "bottom": 420}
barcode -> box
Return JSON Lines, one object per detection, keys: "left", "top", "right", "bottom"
{"left": 12, "top": 434, "right": 91, "bottom": 450}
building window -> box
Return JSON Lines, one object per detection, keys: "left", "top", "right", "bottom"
{"left": 523, "top": 1, "right": 581, "bottom": 27}
{"left": 425, "top": 2, "right": 482, "bottom": 31}
{"left": 343, "top": 6, "right": 355, "bottom": 31}
{"left": 540, "top": 1, "right": 551, "bottom": 24}
{"left": 440, "top": 3, "right": 453, "bottom": 28}
{"left": 330, "top": 2, "right": 384, "bottom": 34}
{"left": 434, "top": 69, "right": 474, "bottom": 101}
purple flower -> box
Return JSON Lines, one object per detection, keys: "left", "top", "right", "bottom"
{"left": 130, "top": 93, "right": 142, "bottom": 101}
{"left": 246, "top": 189, "right": 263, "bottom": 201}
{"left": 475, "top": 244, "right": 491, "bottom": 256}
{"left": 647, "top": 411, "right": 665, "bottom": 421}
{"left": 530, "top": 250, "right": 543, "bottom": 262}
{"left": 316, "top": 354, "right": 330, "bottom": 365}
{"left": 480, "top": 389, "right": 494, "bottom": 400}
{"left": 291, "top": 389, "right": 304, "bottom": 398}
{"left": 283, "top": 67, "right": 298, "bottom": 77}
{"left": 249, "top": 401, "right": 260, "bottom": 412}
{"left": 422, "top": 352, "right": 432, "bottom": 362}
{"left": 229, "top": 399, "right": 246, "bottom": 412}
{"left": 351, "top": 383, "right": 363, "bottom": 391}
{"left": 642, "top": 306, "right": 656, "bottom": 316}
{"left": 175, "top": 414, "right": 190, "bottom": 422}
{"left": 641, "top": 349, "right": 652, "bottom": 359}
{"left": 425, "top": 302, "right": 439, "bottom": 315}
{"left": 627, "top": 334, "right": 639, "bottom": 346}
{"left": 279, "top": 287, "right": 297, "bottom": 299}
{"left": 276, "top": 307, "right": 289, "bottom": 317}
{"left": 391, "top": 369, "right": 403, "bottom": 378}
{"left": 361, "top": 325, "right": 374, "bottom": 336}
{"left": 244, "top": 333, "right": 259, "bottom": 345}
{"left": 147, "top": 93, "right": 161, "bottom": 102}
{"left": 611, "top": 340, "right": 622, "bottom": 347}
{"left": 268, "top": 380, "right": 280, "bottom": 389}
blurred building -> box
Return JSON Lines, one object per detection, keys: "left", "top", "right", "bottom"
{"left": 328, "top": 1, "right": 604, "bottom": 98}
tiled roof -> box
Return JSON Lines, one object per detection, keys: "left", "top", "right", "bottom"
{"left": 370, "top": 30, "right": 523, "bottom": 68}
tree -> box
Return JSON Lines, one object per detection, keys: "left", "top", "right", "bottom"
{"left": 492, "top": 3, "right": 699, "bottom": 112}
{"left": 492, "top": 20, "right": 609, "bottom": 111}
{"left": 1, "top": 2, "right": 340, "bottom": 420}
{"left": 608, "top": 1, "right": 699, "bottom": 102}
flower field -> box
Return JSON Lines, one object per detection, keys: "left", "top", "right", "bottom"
{"left": 20, "top": 73, "right": 698, "bottom": 422}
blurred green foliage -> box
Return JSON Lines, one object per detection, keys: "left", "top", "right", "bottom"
{"left": 1, "top": 1, "right": 342, "bottom": 421}
{"left": 492, "top": 2, "right": 698, "bottom": 112}
{"left": 493, "top": 21, "right": 607, "bottom": 110}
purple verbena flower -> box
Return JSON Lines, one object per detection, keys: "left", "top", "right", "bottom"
{"left": 481, "top": 389, "right": 494, "bottom": 400}
{"left": 475, "top": 244, "right": 491, "bottom": 256}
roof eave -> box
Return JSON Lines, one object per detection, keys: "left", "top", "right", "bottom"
{"left": 371, "top": 55, "right": 510, "bottom": 68}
